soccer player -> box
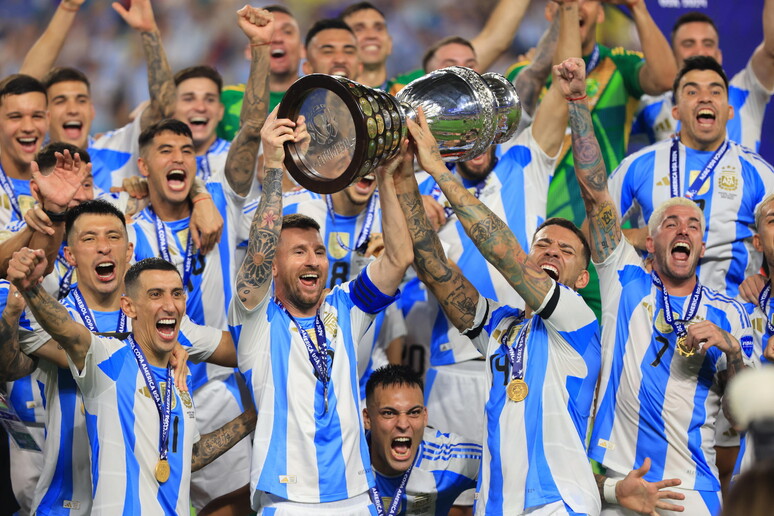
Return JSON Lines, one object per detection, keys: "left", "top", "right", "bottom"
{"left": 557, "top": 55, "right": 754, "bottom": 515}
{"left": 228, "top": 107, "right": 412, "bottom": 513}
{"left": 609, "top": 55, "right": 774, "bottom": 300}
{"left": 633, "top": 2, "right": 774, "bottom": 151}
{"left": 745, "top": 193, "right": 774, "bottom": 363}
{"left": 8, "top": 252, "right": 255, "bottom": 515}
{"left": 364, "top": 364, "right": 481, "bottom": 516}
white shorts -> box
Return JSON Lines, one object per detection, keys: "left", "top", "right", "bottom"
{"left": 189, "top": 374, "right": 252, "bottom": 511}
{"left": 424, "top": 360, "right": 487, "bottom": 444}
{"left": 9, "top": 425, "right": 45, "bottom": 516}
{"left": 257, "top": 491, "right": 377, "bottom": 515}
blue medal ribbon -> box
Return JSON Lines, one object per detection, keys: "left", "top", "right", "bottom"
{"left": 669, "top": 137, "right": 730, "bottom": 200}
{"left": 503, "top": 317, "right": 530, "bottom": 380}
{"left": 651, "top": 271, "right": 703, "bottom": 339}
{"left": 127, "top": 334, "right": 173, "bottom": 463}
{"left": 758, "top": 280, "right": 774, "bottom": 334}
{"left": 71, "top": 286, "right": 127, "bottom": 333}
{"left": 369, "top": 459, "right": 415, "bottom": 516}
{"left": 151, "top": 207, "right": 196, "bottom": 289}
{"left": 274, "top": 298, "right": 330, "bottom": 413}
{"left": 0, "top": 165, "right": 21, "bottom": 219}
{"left": 197, "top": 153, "right": 212, "bottom": 182}
{"left": 57, "top": 254, "right": 76, "bottom": 300}
{"left": 325, "top": 193, "right": 378, "bottom": 253}
{"left": 586, "top": 44, "right": 601, "bottom": 74}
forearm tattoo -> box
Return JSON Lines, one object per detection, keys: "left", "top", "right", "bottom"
{"left": 192, "top": 408, "right": 257, "bottom": 472}
{"left": 141, "top": 30, "right": 175, "bottom": 117}
{"left": 23, "top": 284, "right": 78, "bottom": 344}
{"left": 0, "top": 312, "right": 37, "bottom": 381}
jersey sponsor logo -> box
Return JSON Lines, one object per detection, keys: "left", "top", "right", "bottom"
{"left": 656, "top": 176, "right": 670, "bottom": 187}
{"left": 279, "top": 475, "right": 297, "bottom": 484}
{"left": 597, "top": 438, "right": 616, "bottom": 450}
{"left": 62, "top": 500, "right": 82, "bottom": 509}
{"left": 328, "top": 232, "right": 350, "bottom": 260}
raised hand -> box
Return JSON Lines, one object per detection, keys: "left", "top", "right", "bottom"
{"left": 31, "top": 149, "right": 90, "bottom": 213}
{"left": 406, "top": 107, "right": 443, "bottom": 176}
{"left": 261, "top": 108, "right": 301, "bottom": 168}
{"left": 8, "top": 248, "right": 48, "bottom": 292}
{"left": 112, "top": 0, "right": 157, "bottom": 33}
{"left": 553, "top": 57, "right": 587, "bottom": 100}
{"left": 237, "top": 5, "right": 274, "bottom": 46}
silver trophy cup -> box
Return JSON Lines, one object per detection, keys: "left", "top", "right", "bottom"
{"left": 277, "top": 66, "right": 521, "bottom": 194}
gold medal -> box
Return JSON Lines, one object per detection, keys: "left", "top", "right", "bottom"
{"left": 507, "top": 379, "right": 529, "bottom": 402}
{"left": 676, "top": 334, "right": 695, "bottom": 357}
{"left": 155, "top": 459, "right": 170, "bottom": 483}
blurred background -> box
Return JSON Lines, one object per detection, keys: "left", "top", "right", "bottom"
{"left": 0, "top": 0, "right": 769, "bottom": 160}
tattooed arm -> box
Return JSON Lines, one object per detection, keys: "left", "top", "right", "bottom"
{"left": 19, "top": 0, "right": 85, "bottom": 79}
{"left": 392, "top": 146, "right": 480, "bottom": 332}
{"left": 513, "top": 7, "right": 560, "bottom": 118}
{"left": 235, "top": 111, "right": 302, "bottom": 310}
{"left": 407, "top": 109, "right": 553, "bottom": 312}
{"left": 224, "top": 7, "right": 273, "bottom": 197}
{"left": 0, "top": 286, "right": 38, "bottom": 382}
{"left": 553, "top": 58, "right": 621, "bottom": 263}
{"left": 192, "top": 406, "right": 257, "bottom": 471}
{"left": 7, "top": 248, "right": 92, "bottom": 371}
{"left": 113, "top": 0, "right": 176, "bottom": 129}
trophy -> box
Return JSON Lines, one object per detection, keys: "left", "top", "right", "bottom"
{"left": 276, "top": 66, "right": 521, "bottom": 194}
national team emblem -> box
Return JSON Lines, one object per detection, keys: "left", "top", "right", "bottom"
{"left": 718, "top": 170, "right": 738, "bottom": 192}
{"left": 179, "top": 390, "right": 193, "bottom": 409}
{"left": 328, "top": 232, "right": 349, "bottom": 259}
{"left": 410, "top": 494, "right": 431, "bottom": 513}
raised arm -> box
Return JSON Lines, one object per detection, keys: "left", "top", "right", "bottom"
{"left": 7, "top": 248, "right": 92, "bottom": 371}
{"left": 751, "top": 0, "right": 774, "bottom": 91}
{"left": 513, "top": 13, "right": 559, "bottom": 118}
{"left": 112, "top": 0, "right": 176, "bottom": 129}
{"left": 531, "top": 0, "right": 582, "bottom": 157}
{"left": 191, "top": 405, "right": 256, "bottom": 472}
{"left": 555, "top": 58, "right": 621, "bottom": 263}
{"left": 392, "top": 145, "right": 480, "bottom": 332}
{"left": 224, "top": 6, "right": 273, "bottom": 197}
{"left": 471, "top": 0, "right": 532, "bottom": 72}
{"left": 0, "top": 286, "right": 37, "bottom": 382}
{"left": 19, "top": 0, "right": 86, "bottom": 79}
{"left": 235, "top": 110, "right": 301, "bottom": 310}
{"left": 408, "top": 109, "right": 553, "bottom": 312}
{"left": 367, "top": 145, "right": 414, "bottom": 296}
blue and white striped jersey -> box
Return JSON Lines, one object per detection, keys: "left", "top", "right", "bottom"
{"left": 65, "top": 333, "right": 199, "bottom": 515}
{"left": 744, "top": 299, "right": 773, "bottom": 365}
{"left": 195, "top": 138, "right": 230, "bottom": 182}
{"left": 632, "top": 58, "right": 773, "bottom": 151}
{"left": 467, "top": 283, "right": 601, "bottom": 515}
{"left": 412, "top": 127, "right": 555, "bottom": 366}
{"left": 87, "top": 116, "right": 142, "bottom": 192}
{"left": 372, "top": 427, "right": 481, "bottom": 516}
{"left": 590, "top": 239, "right": 755, "bottom": 492}
{"left": 0, "top": 168, "right": 34, "bottom": 237}
{"left": 229, "top": 266, "right": 397, "bottom": 506}
{"left": 608, "top": 138, "right": 774, "bottom": 298}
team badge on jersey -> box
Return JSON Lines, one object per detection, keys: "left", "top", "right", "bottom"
{"left": 328, "top": 232, "right": 350, "bottom": 259}
{"left": 718, "top": 166, "right": 739, "bottom": 192}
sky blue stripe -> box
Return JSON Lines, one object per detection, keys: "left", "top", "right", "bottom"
{"left": 117, "top": 359, "right": 140, "bottom": 515}
{"left": 497, "top": 144, "right": 532, "bottom": 251}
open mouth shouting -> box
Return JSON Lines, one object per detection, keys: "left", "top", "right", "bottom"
{"left": 62, "top": 120, "right": 84, "bottom": 140}
{"left": 166, "top": 169, "right": 188, "bottom": 192}
{"left": 299, "top": 271, "right": 320, "bottom": 289}
{"left": 95, "top": 261, "right": 117, "bottom": 282}
{"left": 17, "top": 136, "right": 39, "bottom": 154}
{"left": 353, "top": 174, "right": 375, "bottom": 195}
{"left": 156, "top": 317, "right": 177, "bottom": 340}
{"left": 391, "top": 436, "right": 413, "bottom": 462}
{"left": 541, "top": 264, "right": 560, "bottom": 282}
{"left": 696, "top": 108, "right": 716, "bottom": 128}
{"left": 189, "top": 116, "right": 209, "bottom": 129}
{"left": 670, "top": 241, "right": 692, "bottom": 263}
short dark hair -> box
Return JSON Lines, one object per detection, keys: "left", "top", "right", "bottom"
{"left": 125, "top": 257, "right": 181, "bottom": 296}
{"left": 305, "top": 18, "right": 355, "bottom": 48}
{"left": 263, "top": 4, "right": 293, "bottom": 16}
{"left": 35, "top": 142, "right": 91, "bottom": 173}
{"left": 534, "top": 217, "right": 591, "bottom": 268}
{"left": 65, "top": 198, "right": 126, "bottom": 243}
{"left": 365, "top": 365, "right": 424, "bottom": 402}
{"left": 138, "top": 118, "right": 193, "bottom": 155}
{"left": 339, "top": 2, "right": 386, "bottom": 21}
{"left": 422, "top": 36, "right": 475, "bottom": 73}
{"left": 42, "top": 67, "right": 91, "bottom": 92}
{"left": 672, "top": 55, "right": 728, "bottom": 100}
{"left": 0, "top": 74, "right": 47, "bottom": 105}
{"left": 670, "top": 12, "right": 719, "bottom": 43}
{"left": 281, "top": 213, "right": 321, "bottom": 232}
{"left": 173, "top": 65, "right": 223, "bottom": 95}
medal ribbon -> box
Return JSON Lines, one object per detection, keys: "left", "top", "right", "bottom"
{"left": 151, "top": 208, "right": 195, "bottom": 288}
{"left": 586, "top": 44, "right": 601, "bottom": 74}
{"left": 758, "top": 280, "right": 774, "bottom": 334}
{"left": 274, "top": 299, "right": 330, "bottom": 411}
{"left": 197, "top": 153, "right": 212, "bottom": 182}
{"left": 369, "top": 460, "right": 415, "bottom": 516}
{"left": 71, "top": 286, "right": 127, "bottom": 333}
{"left": 669, "top": 137, "right": 730, "bottom": 200}
{"left": 503, "top": 317, "right": 530, "bottom": 380}
{"left": 127, "top": 335, "right": 173, "bottom": 462}
{"left": 57, "top": 254, "right": 76, "bottom": 300}
{"left": 325, "top": 193, "right": 378, "bottom": 253}
{"left": 651, "top": 271, "right": 703, "bottom": 339}
{"left": 0, "top": 166, "right": 21, "bottom": 218}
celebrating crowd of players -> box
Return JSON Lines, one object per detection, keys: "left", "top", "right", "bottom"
{"left": 1, "top": 0, "right": 774, "bottom": 515}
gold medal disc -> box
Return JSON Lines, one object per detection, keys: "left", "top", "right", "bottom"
{"left": 676, "top": 335, "right": 695, "bottom": 357}
{"left": 507, "top": 379, "right": 528, "bottom": 402}
{"left": 155, "top": 459, "right": 170, "bottom": 483}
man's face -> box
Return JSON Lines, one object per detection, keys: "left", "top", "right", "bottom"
{"left": 273, "top": 227, "right": 330, "bottom": 315}
{"left": 343, "top": 8, "right": 392, "bottom": 68}
{"left": 46, "top": 80, "right": 95, "bottom": 148}
{"left": 364, "top": 383, "right": 427, "bottom": 476}
{"left": 68, "top": 171, "right": 94, "bottom": 208}
{"left": 646, "top": 204, "right": 706, "bottom": 283}
{"left": 672, "top": 69, "right": 732, "bottom": 150}
{"left": 577, "top": 0, "right": 604, "bottom": 51}
{"left": 753, "top": 199, "right": 774, "bottom": 272}
{"left": 0, "top": 92, "right": 48, "bottom": 172}
{"left": 303, "top": 28, "right": 361, "bottom": 79}
{"left": 528, "top": 224, "right": 589, "bottom": 290}
{"left": 65, "top": 213, "right": 133, "bottom": 299}
{"left": 173, "top": 77, "right": 224, "bottom": 150}
{"left": 672, "top": 21, "right": 722, "bottom": 69}
{"left": 122, "top": 269, "right": 186, "bottom": 358}
{"left": 457, "top": 146, "right": 496, "bottom": 182}
{"left": 269, "top": 12, "right": 304, "bottom": 78}
{"left": 426, "top": 43, "right": 478, "bottom": 73}
{"left": 138, "top": 131, "right": 196, "bottom": 207}
{"left": 343, "top": 173, "right": 377, "bottom": 209}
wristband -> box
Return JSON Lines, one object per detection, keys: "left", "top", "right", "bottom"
{"left": 192, "top": 195, "right": 212, "bottom": 205}
{"left": 250, "top": 42, "right": 271, "bottom": 47}
{"left": 603, "top": 478, "right": 618, "bottom": 504}
{"left": 59, "top": 2, "right": 80, "bottom": 12}
{"left": 566, "top": 94, "right": 587, "bottom": 102}
{"left": 43, "top": 208, "right": 68, "bottom": 223}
